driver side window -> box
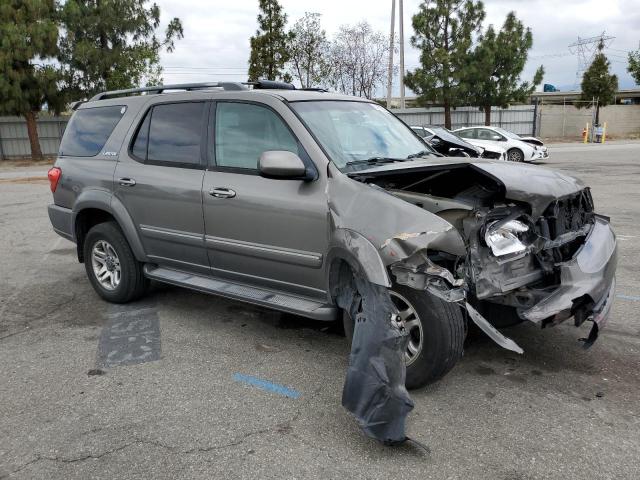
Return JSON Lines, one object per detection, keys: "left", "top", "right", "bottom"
{"left": 214, "top": 102, "right": 299, "bottom": 170}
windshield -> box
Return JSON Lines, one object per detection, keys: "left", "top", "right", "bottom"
{"left": 290, "top": 101, "right": 432, "bottom": 170}
{"left": 492, "top": 127, "right": 521, "bottom": 139}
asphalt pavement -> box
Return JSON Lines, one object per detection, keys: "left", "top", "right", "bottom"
{"left": 1, "top": 142, "right": 639, "bottom": 479}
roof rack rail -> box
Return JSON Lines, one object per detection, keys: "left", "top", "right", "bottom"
{"left": 89, "top": 82, "right": 247, "bottom": 101}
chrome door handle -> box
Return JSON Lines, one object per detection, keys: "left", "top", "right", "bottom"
{"left": 209, "top": 187, "right": 236, "bottom": 198}
{"left": 118, "top": 178, "right": 136, "bottom": 187}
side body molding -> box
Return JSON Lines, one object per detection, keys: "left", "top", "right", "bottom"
{"left": 71, "top": 189, "right": 147, "bottom": 262}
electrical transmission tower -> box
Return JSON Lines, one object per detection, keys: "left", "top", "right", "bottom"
{"left": 568, "top": 32, "right": 615, "bottom": 87}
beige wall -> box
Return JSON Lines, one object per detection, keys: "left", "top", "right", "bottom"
{"left": 538, "top": 104, "right": 640, "bottom": 139}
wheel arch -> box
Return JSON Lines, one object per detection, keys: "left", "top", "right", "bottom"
{"left": 325, "top": 229, "right": 391, "bottom": 304}
{"left": 72, "top": 191, "right": 146, "bottom": 263}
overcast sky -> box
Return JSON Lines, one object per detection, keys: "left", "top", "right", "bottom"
{"left": 157, "top": 0, "right": 639, "bottom": 95}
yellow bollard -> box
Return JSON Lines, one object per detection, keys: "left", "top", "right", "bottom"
{"left": 602, "top": 122, "right": 607, "bottom": 143}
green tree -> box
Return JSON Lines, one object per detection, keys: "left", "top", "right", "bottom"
{"left": 287, "top": 12, "right": 329, "bottom": 88}
{"left": 579, "top": 41, "right": 618, "bottom": 125}
{"left": 405, "top": 0, "right": 485, "bottom": 128}
{"left": 248, "top": 0, "right": 293, "bottom": 82}
{"left": 469, "top": 12, "right": 544, "bottom": 125}
{"left": 628, "top": 47, "right": 640, "bottom": 85}
{"left": 0, "top": 0, "right": 63, "bottom": 160}
{"left": 58, "top": 0, "right": 183, "bottom": 99}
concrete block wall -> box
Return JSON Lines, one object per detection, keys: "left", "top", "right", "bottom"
{"left": 538, "top": 104, "right": 640, "bottom": 139}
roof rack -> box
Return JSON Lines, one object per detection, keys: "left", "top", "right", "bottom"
{"left": 89, "top": 82, "right": 247, "bottom": 101}
{"left": 88, "top": 79, "right": 325, "bottom": 102}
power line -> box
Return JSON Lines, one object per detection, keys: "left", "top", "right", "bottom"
{"left": 568, "top": 31, "right": 615, "bottom": 86}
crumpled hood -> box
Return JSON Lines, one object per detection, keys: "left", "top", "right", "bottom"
{"left": 351, "top": 157, "right": 586, "bottom": 218}
{"left": 471, "top": 160, "right": 585, "bottom": 217}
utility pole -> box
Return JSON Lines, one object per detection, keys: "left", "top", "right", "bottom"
{"left": 398, "top": 0, "right": 405, "bottom": 110}
{"left": 386, "top": 0, "right": 396, "bottom": 109}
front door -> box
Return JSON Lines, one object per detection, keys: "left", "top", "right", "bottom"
{"left": 114, "top": 101, "right": 209, "bottom": 274}
{"left": 202, "top": 101, "right": 328, "bottom": 299}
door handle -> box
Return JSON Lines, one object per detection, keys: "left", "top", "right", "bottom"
{"left": 118, "top": 178, "right": 136, "bottom": 187}
{"left": 209, "top": 187, "right": 236, "bottom": 199}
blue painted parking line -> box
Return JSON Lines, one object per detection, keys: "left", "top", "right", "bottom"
{"left": 617, "top": 294, "right": 640, "bottom": 301}
{"left": 233, "top": 373, "right": 301, "bottom": 399}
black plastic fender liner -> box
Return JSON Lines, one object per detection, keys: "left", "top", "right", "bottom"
{"left": 335, "top": 273, "right": 414, "bottom": 445}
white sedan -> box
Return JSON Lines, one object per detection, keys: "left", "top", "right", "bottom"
{"left": 454, "top": 126, "right": 549, "bottom": 163}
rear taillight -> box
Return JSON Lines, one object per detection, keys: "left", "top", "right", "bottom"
{"left": 48, "top": 167, "right": 62, "bottom": 193}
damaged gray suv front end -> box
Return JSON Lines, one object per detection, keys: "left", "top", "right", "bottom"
{"left": 347, "top": 159, "right": 617, "bottom": 350}
{"left": 292, "top": 99, "right": 616, "bottom": 443}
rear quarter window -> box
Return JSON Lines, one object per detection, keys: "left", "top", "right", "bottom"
{"left": 59, "top": 105, "right": 126, "bottom": 157}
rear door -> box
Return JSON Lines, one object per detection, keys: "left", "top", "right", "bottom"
{"left": 114, "top": 101, "right": 210, "bottom": 274}
{"left": 201, "top": 100, "right": 328, "bottom": 298}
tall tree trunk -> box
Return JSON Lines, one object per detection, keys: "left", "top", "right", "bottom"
{"left": 595, "top": 103, "right": 600, "bottom": 125}
{"left": 484, "top": 106, "right": 491, "bottom": 126}
{"left": 24, "top": 111, "right": 43, "bottom": 161}
{"left": 444, "top": 102, "right": 452, "bottom": 129}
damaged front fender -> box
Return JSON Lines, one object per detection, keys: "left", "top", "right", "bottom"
{"left": 327, "top": 163, "right": 466, "bottom": 278}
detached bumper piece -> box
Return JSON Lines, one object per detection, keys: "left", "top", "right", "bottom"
{"left": 521, "top": 216, "right": 617, "bottom": 345}
{"left": 334, "top": 274, "right": 414, "bottom": 446}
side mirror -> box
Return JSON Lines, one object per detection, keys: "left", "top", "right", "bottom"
{"left": 259, "top": 151, "right": 307, "bottom": 180}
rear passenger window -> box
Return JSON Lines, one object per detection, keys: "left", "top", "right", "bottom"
{"left": 214, "top": 102, "right": 298, "bottom": 170}
{"left": 59, "top": 106, "right": 126, "bottom": 157}
{"left": 131, "top": 102, "right": 205, "bottom": 167}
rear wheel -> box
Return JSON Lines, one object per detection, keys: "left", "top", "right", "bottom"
{"left": 343, "top": 284, "right": 466, "bottom": 389}
{"left": 507, "top": 148, "right": 524, "bottom": 162}
{"left": 83, "top": 222, "right": 148, "bottom": 303}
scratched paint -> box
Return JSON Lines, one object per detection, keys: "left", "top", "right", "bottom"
{"left": 233, "top": 373, "right": 301, "bottom": 399}
{"left": 96, "top": 304, "right": 161, "bottom": 368}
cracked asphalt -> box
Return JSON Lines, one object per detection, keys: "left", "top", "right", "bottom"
{"left": 1, "top": 142, "right": 639, "bottom": 479}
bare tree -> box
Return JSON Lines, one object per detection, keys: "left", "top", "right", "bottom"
{"left": 328, "top": 22, "right": 391, "bottom": 99}
{"left": 287, "top": 12, "right": 330, "bottom": 88}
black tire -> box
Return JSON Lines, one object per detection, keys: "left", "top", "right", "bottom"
{"left": 507, "top": 148, "right": 524, "bottom": 162}
{"left": 83, "top": 222, "right": 148, "bottom": 303}
{"left": 343, "top": 284, "right": 466, "bottom": 389}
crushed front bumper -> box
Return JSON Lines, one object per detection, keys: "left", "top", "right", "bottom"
{"left": 520, "top": 216, "right": 617, "bottom": 331}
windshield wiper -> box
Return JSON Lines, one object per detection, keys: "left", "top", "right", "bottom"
{"left": 406, "top": 149, "right": 436, "bottom": 159}
{"left": 345, "top": 156, "right": 408, "bottom": 167}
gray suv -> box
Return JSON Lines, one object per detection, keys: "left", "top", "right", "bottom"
{"left": 48, "top": 81, "right": 617, "bottom": 389}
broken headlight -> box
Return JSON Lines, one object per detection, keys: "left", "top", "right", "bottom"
{"left": 484, "top": 219, "right": 530, "bottom": 257}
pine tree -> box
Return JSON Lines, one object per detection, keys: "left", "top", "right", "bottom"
{"left": 579, "top": 41, "right": 618, "bottom": 125}
{"left": 58, "top": 0, "right": 183, "bottom": 99}
{"left": 468, "top": 12, "right": 544, "bottom": 125}
{"left": 0, "top": 0, "right": 63, "bottom": 160}
{"left": 248, "top": 0, "right": 293, "bottom": 82}
{"left": 628, "top": 47, "right": 640, "bottom": 85}
{"left": 405, "top": 0, "right": 485, "bottom": 128}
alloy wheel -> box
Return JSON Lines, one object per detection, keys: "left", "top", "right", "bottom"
{"left": 390, "top": 290, "right": 424, "bottom": 366}
{"left": 91, "top": 240, "right": 121, "bottom": 290}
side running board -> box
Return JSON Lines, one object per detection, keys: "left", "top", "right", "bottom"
{"left": 143, "top": 265, "right": 338, "bottom": 321}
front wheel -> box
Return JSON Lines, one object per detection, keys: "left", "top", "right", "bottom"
{"left": 507, "top": 148, "right": 525, "bottom": 162}
{"left": 343, "top": 284, "right": 466, "bottom": 389}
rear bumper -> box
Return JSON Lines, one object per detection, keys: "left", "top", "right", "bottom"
{"left": 520, "top": 216, "right": 617, "bottom": 326}
{"left": 48, "top": 204, "right": 74, "bottom": 242}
